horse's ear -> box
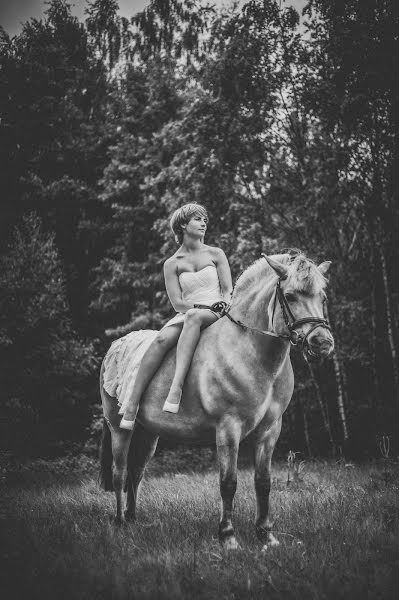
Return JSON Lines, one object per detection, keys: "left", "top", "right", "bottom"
{"left": 318, "top": 261, "right": 331, "bottom": 275}
{"left": 262, "top": 254, "right": 289, "bottom": 279}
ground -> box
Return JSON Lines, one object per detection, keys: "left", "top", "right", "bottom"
{"left": 1, "top": 449, "right": 398, "bottom": 599}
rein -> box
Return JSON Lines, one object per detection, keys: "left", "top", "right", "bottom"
{"left": 194, "top": 302, "right": 287, "bottom": 340}
{"left": 225, "top": 310, "right": 287, "bottom": 339}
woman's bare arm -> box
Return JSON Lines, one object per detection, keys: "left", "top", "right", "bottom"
{"left": 212, "top": 248, "right": 233, "bottom": 303}
{"left": 164, "top": 258, "right": 192, "bottom": 313}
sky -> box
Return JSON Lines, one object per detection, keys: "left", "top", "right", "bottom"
{"left": 0, "top": 0, "right": 306, "bottom": 37}
{"left": 0, "top": 0, "right": 150, "bottom": 35}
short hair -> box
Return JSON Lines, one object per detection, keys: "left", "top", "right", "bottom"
{"left": 170, "top": 203, "right": 208, "bottom": 244}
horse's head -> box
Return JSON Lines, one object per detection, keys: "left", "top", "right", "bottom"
{"left": 263, "top": 253, "right": 335, "bottom": 361}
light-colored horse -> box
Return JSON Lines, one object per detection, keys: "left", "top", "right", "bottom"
{"left": 100, "top": 253, "right": 334, "bottom": 549}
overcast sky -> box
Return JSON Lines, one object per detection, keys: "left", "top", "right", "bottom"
{"left": 0, "top": 0, "right": 306, "bottom": 37}
{"left": 0, "top": 1, "right": 148, "bottom": 35}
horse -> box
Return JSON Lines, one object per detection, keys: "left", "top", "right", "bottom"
{"left": 99, "top": 252, "right": 334, "bottom": 550}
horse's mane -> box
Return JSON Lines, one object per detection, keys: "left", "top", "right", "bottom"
{"left": 287, "top": 253, "right": 328, "bottom": 294}
{"left": 232, "top": 250, "right": 327, "bottom": 301}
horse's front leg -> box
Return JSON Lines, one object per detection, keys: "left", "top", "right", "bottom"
{"left": 253, "top": 416, "right": 282, "bottom": 550}
{"left": 216, "top": 418, "right": 241, "bottom": 550}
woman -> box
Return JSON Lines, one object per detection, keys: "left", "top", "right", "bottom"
{"left": 120, "top": 203, "right": 233, "bottom": 430}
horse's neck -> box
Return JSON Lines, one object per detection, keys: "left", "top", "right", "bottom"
{"left": 222, "top": 263, "right": 290, "bottom": 375}
{"left": 231, "top": 263, "right": 277, "bottom": 332}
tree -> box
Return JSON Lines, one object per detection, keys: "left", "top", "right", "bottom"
{"left": 0, "top": 214, "right": 97, "bottom": 423}
{"left": 303, "top": 0, "right": 399, "bottom": 434}
{"left": 85, "top": 0, "right": 131, "bottom": 69}
{"left": 0, "top": 0, "right": 115, "bottom": 330}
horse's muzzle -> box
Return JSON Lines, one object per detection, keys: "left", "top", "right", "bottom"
{"left": 306, "top": 329, "right": 335, "bottom": 360}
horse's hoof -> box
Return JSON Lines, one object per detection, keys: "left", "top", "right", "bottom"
{"left": 222, "top": 537, "right": 240, "bottom": 551}
{"left": 268, "top": 534, "right": 280, "bottom": 547}
{"left": 261, "top": 535, "right": 280, "bottom": 552}
{"left": 110, "top": 515, "right": 123, "bottom": 526}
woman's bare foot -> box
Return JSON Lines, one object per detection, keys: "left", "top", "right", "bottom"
{"left": 162, "top": 385, "right": 183, "bottom": 413}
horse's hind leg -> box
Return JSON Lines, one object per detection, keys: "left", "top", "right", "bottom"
{"left": 253, "top": 416, "right": 282, "bottom": 549}
{"left": 125, "top": 422, "right": 159, "bottom": 522}
{"left": 216, "top": 418, "right": 241, "bottom": 550}
{"left": 111, "top": 427, "right": 132, "bottom": 524}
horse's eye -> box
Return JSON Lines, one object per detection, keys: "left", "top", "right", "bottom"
{"left": 285, "top": 292, "right": 296, "bottom": 302}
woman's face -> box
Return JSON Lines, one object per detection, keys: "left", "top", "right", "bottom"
{"left": 184, "top": 214, "right": 208, "bottom": 239}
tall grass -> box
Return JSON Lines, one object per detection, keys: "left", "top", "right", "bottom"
{"left": 1, "top": 458, "right": 398, "bottom": 599}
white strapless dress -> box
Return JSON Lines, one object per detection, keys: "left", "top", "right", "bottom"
{"left": 162, "top": 264, "right": 223, "bottom": 328}
{"left": 103, "top": 264, "right": 223, "bottom": 415}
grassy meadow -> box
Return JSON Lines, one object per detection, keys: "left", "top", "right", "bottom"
{"left": 1, "top": 451, "right": 398, "bottom": 599}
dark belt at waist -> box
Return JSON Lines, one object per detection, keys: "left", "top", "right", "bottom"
{"left": 193, "top": 301, "right": 228, "bottom": 314}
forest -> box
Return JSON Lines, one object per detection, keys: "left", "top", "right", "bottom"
{"left": 1, "top": 0, "right": 398, "bottom": 459}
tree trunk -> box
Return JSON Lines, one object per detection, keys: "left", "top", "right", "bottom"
{"left": 299, "top": 395, "right": 312, "bottom": 457}
{"left": 307, "top": 363, "right": 335, "bottom": 456}
{"left": 324, "top": 302, "right": 349, "bottom": 442}
{"left": 370, "top": 249, "right": 381, "bottom": 409}
{"left": 332, "top": 350, "right": 348, "bottom": 441}
{"left": 368, "top": 116, "right": 399, "bottom": 404}
{"left": 376, "top": 238, "right": 399, "bottom": 403}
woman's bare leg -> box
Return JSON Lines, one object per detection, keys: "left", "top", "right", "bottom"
{"left": 163, "top": 310, "right": 218, "bottom": 413}
{"left": 120, "top": 324, "right": 183, "bottom": 429}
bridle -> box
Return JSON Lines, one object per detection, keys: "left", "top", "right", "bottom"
{"left": 224, "top": 256, "right": 331, "bottom": 356}
{"left": 270, "top": 276, "right": 331, "bottom": 352}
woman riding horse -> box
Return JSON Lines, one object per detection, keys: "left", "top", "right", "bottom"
{"left": 100, "top": 230, "right": 334, "bottom": 548}
{"left": 119, "top": 203, "right": 233, "bottom": 428}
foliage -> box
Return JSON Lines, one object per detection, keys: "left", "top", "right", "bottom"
{"left": 1, "top": 0, "right": 398, "bottom": 455}
{"left": 0, "top": 213, "right": 98, "bottom": 421}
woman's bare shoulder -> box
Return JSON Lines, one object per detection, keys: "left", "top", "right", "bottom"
{"left": 164, "top": 254, "right": 179, "bottom": 272}
{"left": 205, "top": 245, "right": 226, "bottom": 260}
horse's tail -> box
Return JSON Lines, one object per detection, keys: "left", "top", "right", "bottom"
{"left": 99, "top": 418, "right": 114, "bottom": 491}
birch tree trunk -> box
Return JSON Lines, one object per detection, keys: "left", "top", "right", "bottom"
{"left": 370, "top": 248, "right": 381, "bottom": 409}
{"left": 375, "top": 236, "right": 399, "bottom": 403}
{"left": 332, "top": 350, "right": 348, "bottom": 441}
